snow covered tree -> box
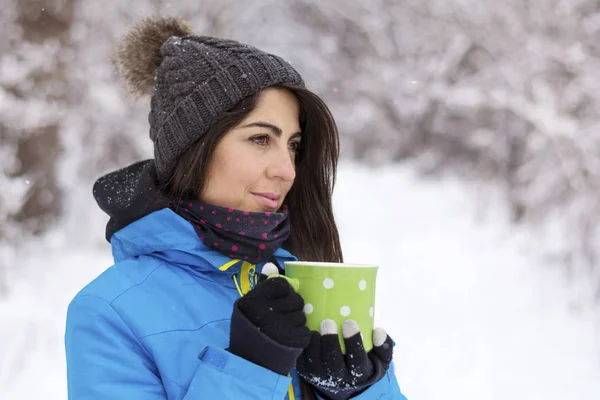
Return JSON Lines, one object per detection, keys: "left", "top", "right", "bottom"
{"left": 0, "top": 0, "right": 73, "bottom": 294}
{"left": 2, "top": 0, "right": 600, "bottom": 295}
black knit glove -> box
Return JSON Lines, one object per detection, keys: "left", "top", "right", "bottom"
{"left": 296, "top": 319, "right": 394, "bottom": 400}
{"left": 228, "top": 269, "right": 311, "bottom": 375}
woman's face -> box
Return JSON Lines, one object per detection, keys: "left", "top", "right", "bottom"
{"left": 200, "top": 87, "right": 302, "bottom": 213}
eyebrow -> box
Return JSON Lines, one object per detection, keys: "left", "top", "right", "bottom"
{"left": 240, "top": 121, "right": 302, "bottom": 138}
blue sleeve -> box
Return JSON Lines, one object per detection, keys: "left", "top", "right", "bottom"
{"left": 65, "top": 295, "right": 167, "bottom": 399}
{"left": 65, "top": 295, "right": 292, "bottom": 400}
{"left": 314, "top": 363, "right": 408, "bottom": 400}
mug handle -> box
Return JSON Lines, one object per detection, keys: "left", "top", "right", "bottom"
{"left": 267, "top": 274, "right": 300, "bottom": 292}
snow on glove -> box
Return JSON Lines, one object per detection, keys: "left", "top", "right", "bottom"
{"left": 228, "top": 263, "right": 311, "bottom": 375}
{"left": 296, "top": 319, "right": 394, "bottom": 400}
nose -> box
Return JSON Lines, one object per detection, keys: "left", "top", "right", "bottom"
{"left": 267, "top": 147, "right": 296, "bottom": 182}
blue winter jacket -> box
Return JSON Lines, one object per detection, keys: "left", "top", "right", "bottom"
{"left": 65, "top": 208, "right": 407, "bottom": 399}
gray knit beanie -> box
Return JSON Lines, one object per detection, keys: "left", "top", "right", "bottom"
{"left": 112, "top": 16, "right": 305, "bottom": 183}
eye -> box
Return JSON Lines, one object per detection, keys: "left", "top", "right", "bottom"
{"left": 250, "top": 135, "right": 270, "bottom": 146}
{"left": 288, "top": 141, "right": 302, "bottom": 153}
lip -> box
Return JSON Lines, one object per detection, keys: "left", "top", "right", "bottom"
{"left": 252, "top": 192, "right": 281, "bottom": 210}
{"left": 253, "top": 192, "right": 281, "bottom": 201}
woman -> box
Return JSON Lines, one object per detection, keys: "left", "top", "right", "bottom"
{"left": 65, "top": 16, "right": 407, "bottom": 400}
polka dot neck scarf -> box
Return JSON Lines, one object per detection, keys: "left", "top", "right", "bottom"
{"left": 173, "top": 200, "right": 291, "bottom": 265}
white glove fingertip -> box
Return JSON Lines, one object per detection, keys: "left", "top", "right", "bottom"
{"left": 373, "top": 327, "right": 387, "bottom": 347}
{"left": 261, "top": 262, "right": 279, "bottom": 277}
{"left": 320, "top": 319, "right": 338, "bottom": 335}
{"left": 342, "top": 320, "right": 360, "bottom": 339}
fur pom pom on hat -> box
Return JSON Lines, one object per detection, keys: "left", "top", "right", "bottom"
{"left": 112, "top": 16, "right": 305, "bottom": 183}
{"left": 112, "top": 17, "right": 193, "bottom": 98}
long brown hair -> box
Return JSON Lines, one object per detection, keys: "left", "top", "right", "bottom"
{"left": 162, "top": 83, "right": 343, "bottom": 264}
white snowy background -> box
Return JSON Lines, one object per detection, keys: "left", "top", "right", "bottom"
{"left": 2, "top": 1, "right": 600, "bottom": 399}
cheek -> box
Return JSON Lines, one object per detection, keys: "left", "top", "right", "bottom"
{"left": 218, "top": 154, "right": 262, "bottom": 190}
{"left": 284, "top": 177, "right": 295, "bottom": 195}
{"left": 235, "top": 163, "right": 263, "bottom": 188}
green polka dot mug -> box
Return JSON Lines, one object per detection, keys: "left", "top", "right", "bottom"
{"left": 280, "top": 261, "right": 379, "bottom": 353}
